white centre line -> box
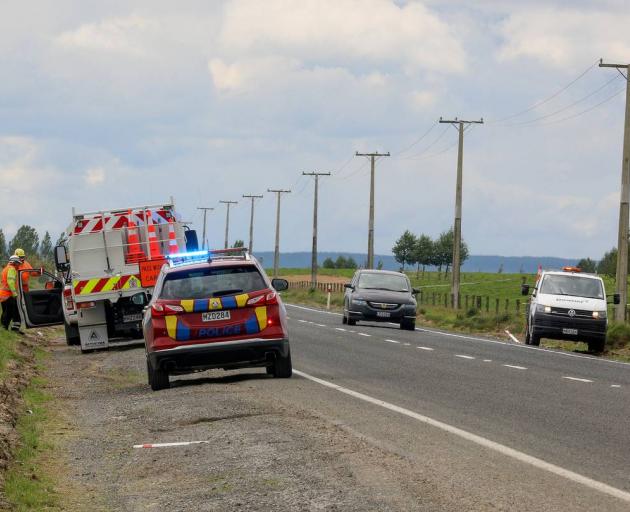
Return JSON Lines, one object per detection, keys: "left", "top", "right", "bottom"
{"left": 455, "top": 354, "right": 475, "bottom": 360}
{"left": 417, "top": 346, "right": 434, "bottom": 351}
{"left": 335, "top": 328, "right": 346, "bottom": 332}
{"left": 385, "top": 339, "right": 401, "bottom": 344}
{"left": 298, "top": 319, "right": 308, "bottom": 323}
{"left": 403, "top": 343, "right": 411, "bottom": 346}
{"left": 563, "top": 376, "right": 593, "bottom": 383}
{"left": 483, "top": 359, "right": 492, "bottom": 362}
{"left": 503, "top": 364, "right": 528, "bottom": 370}
{"left": 611, "top": 385, "right": 621, "bottom": 388}
{"left": 358, "top": 333, "right": 371, "bottom": 337}
{"left": 315, "top": 323, "right": 326, "bottom": 327}
{"left": 293, "top": 369, "right": 630, "bottom": 504}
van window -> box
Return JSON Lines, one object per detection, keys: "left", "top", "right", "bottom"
{"left": 540, "top": 275, "right": 603, "bottom": 299}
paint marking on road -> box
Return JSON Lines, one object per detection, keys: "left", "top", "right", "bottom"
{"left": 298, "top": 319, "right": 308, "bottom": 323}
{"left": 505, "top": 330, "right": 521, "bottom": 344}
{"left": 455, "top": 354, "right": 475, "bottom": 360}
{"left": 358, "top": 333, "right": 371, "bottom": 337}
{"left": 293, "top": 369, "right": 630, "bottom": 504}
{"left": 335, "top": 328, "right": 346, "bottom": 332}
{"left": 417, "top": 346, "right": 434, "bottom": 351}
{"left": 611, "top": 384, "right": 621, "bottom": 388}
{"left": 563, "top": 376, "right": 593, "bottom": 383}
{"left": 403, "top": 343, "right": 411, "bottom": 346}
{"left": 503, "top": 364, "right": 527, "bottom": 370}
{"left": 483, "top": 359, "right": 492, "bottom": 362}
{"left": 348, "top": 330, "right": 357, "bottom": 333}
{"left": 315, "top": 323, "right": 326, "bottom": 327}
{"left": 285, "top": 303, "right": 630, "bottom": 367}
{"left": 385, "top": 339, "right": 401, "bottom": 344}
{"left": 133, "top": 441, "right": 209, "bottom": 449}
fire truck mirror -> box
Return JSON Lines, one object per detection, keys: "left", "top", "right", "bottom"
{"left": 54, "top": 245, "right": 69, "bottom": 272}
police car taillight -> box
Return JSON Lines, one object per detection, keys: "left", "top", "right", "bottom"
{"left": 151, "top": 303, "right": 184, "bottom": 316}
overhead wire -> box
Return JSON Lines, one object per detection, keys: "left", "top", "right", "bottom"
{"left": 537, "top": 85, "right": 626, "bottom": 126}
{"left": 398, "top": 124, "right": 451, "bottom": 160}
{"left": 393, "top": 121, "right": 438, "bottom": 156}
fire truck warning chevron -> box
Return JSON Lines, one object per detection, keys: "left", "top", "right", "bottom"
{"left": 50, "top": 199, "right": 199, "bottom": 352}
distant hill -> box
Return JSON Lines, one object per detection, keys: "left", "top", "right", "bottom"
{"left": 252, "top": 251, "right": 578, "bottom": 274}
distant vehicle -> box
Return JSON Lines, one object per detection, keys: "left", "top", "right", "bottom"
{"left": 141, "top": 248, "right": 291, "bottom": 391}
{"left": 521, "top": 267, "right": 619, "bottom": 353}
{"left": 343, "top": 270, "right": 418, "bottom": 330}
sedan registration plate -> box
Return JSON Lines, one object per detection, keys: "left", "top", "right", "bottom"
{"left": 202, "top": 311, "right": 231, "bottom": 322}
{"left": 562, "top": 328, "right": 578, "bottom": 335}
{"left": 376, "top": 311, "right": 391, "bottom": 318}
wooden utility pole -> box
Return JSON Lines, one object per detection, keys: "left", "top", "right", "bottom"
{"left": 355, "top": 151, "right": 390, "bottom": 268}
{"left": 439, "top": 117, "right": 483, "bottom": 310}
{"left": 303, "top": 172, "right": 331, "bottom": 289}
{"left": 219, "top": 200, "right": 237, "bottom": 249}
{"left": 196, "top": 207, "right": 214, "bottom": 249}
{"left": 600, "top": 59, "right": 630, "bottom": 321}
{"left": 268, "top": 189, "right": 291, "bottom": 278}
{"left": 242, "top": 194, "right": 263, "bottom": 254}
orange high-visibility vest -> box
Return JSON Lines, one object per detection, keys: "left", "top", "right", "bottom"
{"left": 0, "top": 265, "right": 13, "bottom": 301}
{"left": 18, "top": 261, "right": 32, "bottom": 292}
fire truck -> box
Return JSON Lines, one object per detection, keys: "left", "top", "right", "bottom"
{"left": 15, "top": 199, "right": 198, "bottom": 352}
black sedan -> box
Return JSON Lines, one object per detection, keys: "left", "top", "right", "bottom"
{"left": 342, "top": 270, "right": 418, "bottom": 330}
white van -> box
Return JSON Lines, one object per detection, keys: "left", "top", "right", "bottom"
{"left": 521, "top": 267, "right": 619, "bottom": 353}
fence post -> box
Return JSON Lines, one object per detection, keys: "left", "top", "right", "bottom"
{"left": 432, "top": 293, "right": 435, "bottom": 306}
{"left": 476, "top": 296, "right": 482, "bottom": 309}
{"left": 457, "top": 293, "right": 461, "bottom": 310}
{"left": 465, "top": 295, "right": 469, "bottom": 309}
{"left": 495, "top": 298, "right": 499, "bottom": 314}
{"left": 420, "top": 291, "right": 423, "bottom": 304}
{"left": 485, "top": 296, "right": 489, "bottom": 313}
{"left": 444, "top": 294, "right": 448, "bottom": 308}
{"left": 516, "top": 299, "right": 520, "bottom": 314}
{"left": 505, "top": 298, "right": 509, "bottom": 312}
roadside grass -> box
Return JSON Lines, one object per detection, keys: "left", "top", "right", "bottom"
{"left": 0, "top": 329, "right": 20, "bottom": 379}
{"left": 3, "top": 348, "right": 60, "bottom": 511}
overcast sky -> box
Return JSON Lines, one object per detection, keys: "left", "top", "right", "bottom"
{"left": 1, "top": 0, "right": 629, "bottom": 259}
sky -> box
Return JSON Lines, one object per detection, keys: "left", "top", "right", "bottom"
{"left": 1, "top": 0, "right": 629, "bottom": 259}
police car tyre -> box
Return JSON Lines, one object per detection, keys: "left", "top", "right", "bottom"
{"left": 272, "top": 349, "right": 292, "bottom": 378}
{"left": 64, "top": 321, "right": 80, "bottom": 346}
{"left": 148, "top": 359, "right": 170, "bottom": 391}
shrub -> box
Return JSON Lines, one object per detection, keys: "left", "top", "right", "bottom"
{"left": 606, "top": 322, "right": 630, "bottom": 350}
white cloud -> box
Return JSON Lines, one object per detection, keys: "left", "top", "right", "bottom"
{"left": 219, "top": 0, "right": 466, "bottom": 73}
{"left": 410, "top": 90, "right": 437, "bottom": 110}
{"left": 497, "top": 7, "right": 630, "bottom": 66}
{"left": 84, "top": 167, "right": 106, "bottom": 186}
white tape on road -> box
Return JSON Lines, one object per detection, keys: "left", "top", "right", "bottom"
{"left": 503, "top": 364, "right": 528, "bottom": 370}
{"left": 293, "top": 369, "right": 630, "bottom": 504}
{"left": 133, "top": 441, "right": 209, "bottom": 449}
{"left": 505, "top": 330, "right": 521, "bottom": 344}
{"left": 563, "top": 376, "right": 593, "bottom": 383}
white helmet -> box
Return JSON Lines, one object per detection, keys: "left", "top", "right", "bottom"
{"left": 8, "top": 256, "right": 20, "bottom": 264}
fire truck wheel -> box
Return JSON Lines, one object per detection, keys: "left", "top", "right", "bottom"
{"left": 64, "top": 321, "right": 80, "bottom": 346}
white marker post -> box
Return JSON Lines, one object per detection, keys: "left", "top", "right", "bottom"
{"left": 326, "top": 284, "right": 332, "bottom": 310}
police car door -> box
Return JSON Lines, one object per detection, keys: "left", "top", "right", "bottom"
{"left": 16, "top": 268, "right": 65, "bottom": 328}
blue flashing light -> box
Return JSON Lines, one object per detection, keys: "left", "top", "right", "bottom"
{"left": 166, "top": 250, "right": 210, "bottom": 267}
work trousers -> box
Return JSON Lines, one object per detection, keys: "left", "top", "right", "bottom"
{"left": 1, "top": 296, "right": 20, "bottom": 329}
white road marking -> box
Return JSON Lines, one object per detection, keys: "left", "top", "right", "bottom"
{"left": 455, "top": 354, "right": 475, "bottom": 360}
{"left": 335, "top": 328, "right": 346, "bottom": 332}
{"left": 483, "top": 359, "right": 492, "bottom": 362}
{"left": 403, "top": 343, "right": 411, "bottom": 346}
{"left": 133, "top": 441, "right": 209, "bottom": 449}
{"left": 315, "top": 323, "right": 326, "bottom": 327}
{"left": 611, "top": 385, "right": 621, "bottom": 388}
{"left": 503, "top": 364, "right": 527, "bottom": 370}
{"left": 417, "top": 346, "right": 434, "bottom": 351}
{"left": 358, "top": 333, "right": 371, "bottom": 337}
{"left": 293, "top": 369, "right": 630, "bottom": 504}
{"left": 298, "top": 319, "right": 308, "bottom": 323}
{"left": 385, "top": 339, "right": 401, "bottom": 344}
{"left": 505, "top": 330, "right": 521, "bottom": 344}
{"left": 563, "top": 376, "right": 593, "bottom": 383}
{"left": 285, "top": 303, "right": 630, "bottom": 367}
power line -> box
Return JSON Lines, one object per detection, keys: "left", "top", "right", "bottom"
{"left": 398, "top": 124, "right": 451, "bottom": 160}
{"left": 393, "top": 121, "right": 438, "bottom": 156}
{"left": 537, "top": 86, "right": 625, "bottom": 126}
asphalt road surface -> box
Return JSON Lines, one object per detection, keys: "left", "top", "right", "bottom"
{"left": 283, "top": 303, "right": 630, "bottom": 510}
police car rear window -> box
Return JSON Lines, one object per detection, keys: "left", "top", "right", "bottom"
{"left": 160, "top": 266, "right": 266, "bottom": 300}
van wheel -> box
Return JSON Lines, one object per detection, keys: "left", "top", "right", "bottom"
{"left": 530, "top": 333, "right": 541, "bottom": 346}
{"left": 272, "top": 350, "right": 292, "bottom": 378}
{"left": 148, "top": 358, "right": 170, "bottom": 390}
{"left": 64, "top": 321, "right": 80, "bottom": 346}
{"left": 525, "top": 321, "right": 531, "bottom": 345}
{"left": 588, "top": 339, "right": 605, "bottom": 354}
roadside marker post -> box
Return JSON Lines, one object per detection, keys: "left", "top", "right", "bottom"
{"left": 326, "top": 285, "right": 332, "bottom": 310}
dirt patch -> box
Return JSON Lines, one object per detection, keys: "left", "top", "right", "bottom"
{"left": 0, "top": 331, "right": 44, "bottom": 508}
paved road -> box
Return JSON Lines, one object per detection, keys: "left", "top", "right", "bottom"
{"left": 284, "top": 303, "right": 630, "bottom": 508}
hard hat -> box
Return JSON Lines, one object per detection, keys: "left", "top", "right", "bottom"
{"left": 14, "top": 248, "right": 25, "bottom": 258}
{"left": 8, "top": 256, "right": 20, "bottom": 264}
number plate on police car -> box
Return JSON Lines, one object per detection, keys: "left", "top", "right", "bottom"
{"left": 202, "top": 311, "right": 231, "bottom": 322}
{"left": 562, "top": 328, "right": 578, "bottom": 335}
{"left": 376, "top": 311, "right": 390, "bottom": 318}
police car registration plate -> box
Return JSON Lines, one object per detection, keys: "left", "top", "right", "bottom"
{"left": 202, "top": 311, "right": 231, "bottom": 322}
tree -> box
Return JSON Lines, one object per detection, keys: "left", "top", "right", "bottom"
{"left": 346, "top": 257, "right": 358, "bottom": 269}
{"left": 334, "top": 255, "right": 348, "bottom": 269}
{"left": 376, "top": 260, "right": 383, "bottom": 270}
{"left": 597, "top": 248, "right": 617, "bottom": 276}
{"left": 577, "top": 257, "right": 596, "bottom": 273}
{"left": 498, "top": 263, "right": 504, "bottom": 274}
{"left": 9, "top": 225, "right": 39, "bottom": 257}
{"left": 435, "top": 228, "right": 469, "bottom": 277}
{"left": 55, "top": 231, "right": 68, "bottom": 248}
{"left": 0, "top": 229, "right": 6, "bottom": 261}
{"left": 392, "top": 230, "right": 417, "bottom": 271}
{"left": 40, "top": 231, "right": 53, "bottom": 260}
{"left": 232, "top": 239, "right": 245, "bottom": 248}
{"left": 413, "top": 234, "right": 433, "bottom": 276}
{"left": 322, "top": 257, "right": 335, "bottom": 269}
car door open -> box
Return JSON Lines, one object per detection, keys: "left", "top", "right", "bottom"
{"left": 16, "top": 268, "right": 65, "bottom": 328}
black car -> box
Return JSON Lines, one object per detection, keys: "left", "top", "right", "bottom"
{"left": 343, "top": 270, "right": 418, "bottom": 330}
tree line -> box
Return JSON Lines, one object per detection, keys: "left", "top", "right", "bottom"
{"left": 322, "top": 255, "right": 358, "bottom": 269}
{"left": 392, "top": 228, "right": 469, "bottom": 275}
{"left": 0, "top": 225, "right": 66, "bottom": 270}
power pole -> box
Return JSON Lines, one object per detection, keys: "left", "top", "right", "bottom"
{"left": 196, "top": 207, "right": 214, "bottom": 249}
{"left": 439, "top": 117, "right": 484, "bottom": 310}
{"left": 219, "top": 200, "right": 237, "bottom": 249}
{"left": 303, "top": 172, "right": 331, "bottom": 289}
{"left": 600, "top": 59, "right": 630, "bottom": 321}
{"left": 268, "top": 189, "right": 291, "bottom": 278}
{"left": 355, "top": 151, "right": 390, "bottom": 269}
{"left": 242, "top": 194, "right": 264, "bottom": 255}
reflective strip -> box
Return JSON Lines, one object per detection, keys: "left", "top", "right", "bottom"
{"left": 181, "top": 300, "right": 194, "bottom": 313}
{"left": 73, "top": 274, "right": 142, "bottom": 295}
{"left": 255, "top": 306, "right": 267, "bottom": 330}
{"left": 208, "top": 298, "right": 223, "bottom": 310}
{"left": 165, "top": 316, "right": 178, "bottom": 339}
{"left": 235, "top": 294, "right": 249, "bottom": 307}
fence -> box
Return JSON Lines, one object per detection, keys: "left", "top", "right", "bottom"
{"left": 287, "top": 281, "right": 524, "bottom": 314}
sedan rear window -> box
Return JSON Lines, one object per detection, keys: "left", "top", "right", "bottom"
{"left": 160, "top": 266, "right": 266, "bottom": 300}
{"left": 357, "top": 273, "right": 409, "bottom": 292}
